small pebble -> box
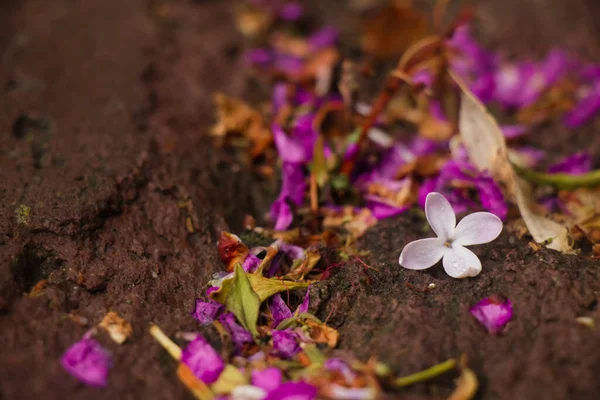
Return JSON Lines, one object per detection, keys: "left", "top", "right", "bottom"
{"left": 428, "top": 283, "right": 436, "bottom": 289}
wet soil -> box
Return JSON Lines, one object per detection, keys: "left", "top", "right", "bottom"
{"left": 1, "top": 1, "right": 600, "bottom": 399}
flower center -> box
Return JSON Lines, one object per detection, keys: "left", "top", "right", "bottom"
{"left": 444, "top": 240, "right": 453, "bottom": 248}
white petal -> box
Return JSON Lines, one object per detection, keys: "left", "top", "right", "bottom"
{"left": 399, "top": 238, "right": 445, "bottom": 270}
{"left": 442, "top": 245, "right": 482, "bottom": 278}
{"left": 453, "top": 212, "right": 503, "bottom": 246}
{"left": 425, "top": 192, "right": 456, "bottom": 241}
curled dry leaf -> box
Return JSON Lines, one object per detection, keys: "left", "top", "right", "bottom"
{"left": 447, "top": 367, "right": 478, "bottom": 400}
{"left": 99, "top": 311, "right": 133, "bottom": 344}
{"left": 453, "top": 72, "right": 572, "bottom": 252}
{"left": 305, "top": 319, "right": 340, "bottom": 348}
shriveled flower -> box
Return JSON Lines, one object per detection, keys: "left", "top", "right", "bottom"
{"left": 219, "top": 313, "right": 255, "bottom": 349}
{"left": 180, "top": 335, "right": 225, "bottom": 383}
{"left": 60, "top": 338, "right": 112, "bottom": 388}
{"left": 191, "top": 298, "right": 223, "bottom": 326}
{"left": 269, "top": 289, "right": 310, "bottom": 327}
{"left": 264, "top": 381, "right": 318, "bottom": 400}
{"left": 470, "top": 294, "right": 513, "bottom": 334}
{"left": 399, "top": 192, "right": 502, "bottom": 278}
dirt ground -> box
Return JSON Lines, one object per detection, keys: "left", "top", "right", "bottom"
{"left": 1, "top": 1, "right": 600, "bottom": 399}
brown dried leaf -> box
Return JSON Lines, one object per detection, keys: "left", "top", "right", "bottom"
{"left": 361, "top": 1, "right": 431, "bottom": 59}
{"left": 453, "top": 72, "right": 572, "bottom": 252}
{"left": 306, "top": 320, "right": 340, "bottom": 348}
{"left": 447, "top": 367, "right": 478, "bottom": 400}
{"left": 99, "top": 311, "right": 133, "bottom": 344}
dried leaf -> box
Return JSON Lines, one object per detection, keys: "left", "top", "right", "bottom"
{"left": 361, "top": 1, "right": 431, "bottom": 59}
{"left": 311, "top": 135, "right": 329, "bottom": 188}
{"left": 177, "top": 364, "right": 215, "bottom": 400}
{"left": 447, "top": 367, "right": 478, "bottom": 400}
{"left": 98, "top": 312, "right": 133, "bottom": 344}
{"left": 453, "top": 72, "right": 572, "bottom": 252}
{"left": 305, "top": 320, "right": 340, "bottom": 348}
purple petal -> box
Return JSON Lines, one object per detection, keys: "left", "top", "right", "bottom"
{"left": 278, "top": 2, "right": 303, "bottom": 21}
{"left": 501, "top": 125, "right": 528, "bottom": 139}
{"left": 180, "top": 335, "right": 225, "bottom": 384}
{"left": 279, "top": 242, "right": 305, "bottom": 261}
{"left": 270, "top": 162, "right": 306, "bottom": 231}
{"left": 365, "top": 196, "right": 409, "bottom": 219}
{"left": 270, "top": 294, "right": 293, "bottom": 328}
{"left": 264, "top": 381, "right": 318, "bottom": 400}
{"left": 470, "top": 295, "right": 513, "bottom": 334}
{"left": 418, "top": 177, "right": 439, "bottom": 208}
{"left": 60, "top": 338, "right": 112, "bottom": 388}
{"left": 548, "top": 152, "right": 592, "bottom": 175}
{"left": 563, "top": 81, "right": 600, "bottom": 127}
{"left": 273, "top": 83, "right": 288, "bottom": 116}
{"left": 242, "top": 254, "right": 262, "bottom": 273}
{"left": 274, "top": 53, "right": 304, "bottom": 74}
{"left": 191, "top": 299, "right": 223, "bottom": 326}
{"left": 252, "top": 368, "right": 283, "bottom": 392}
{"left": 324, "top": 358, "right": 356, "bottom": 383}
{"left": 219, "top": 313, "right": 254, "bottom": 349}
{"left": 273, "top": 122, "right": 307, "bottom": 163}
{"left": 296, "top": 289, "right": 310, "bottom": 314}
{"left": 271, "top": 330, "right": 300, "bottom": 359}
{"left": 474, "top": 175, "right": 508, "bottom": 221}
{"left": 412, "top": 70, "right": 434, "bottom": 88}
{"left": 308, "top": 26, "right": 338, "bottom": 50}
{"left": 245, "top": 48, "right": 273, "bottom": 67}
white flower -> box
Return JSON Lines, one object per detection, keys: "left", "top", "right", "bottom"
{"left": 399, "top": 192, "right": 503, "bottom": 278}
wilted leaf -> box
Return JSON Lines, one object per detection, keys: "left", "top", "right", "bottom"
{"left": 220, "top": 264, "right": 260, "bottom": 337}
{"left": 99, "top": 311, "right": 133, "bottom": 344}
{"left": 210, "top": 364, "right": 248, "bottom": 395}
{"left": 453, "top": 72, "right": 572, "bottom": 252}
{"left": 447, "top": 367, "right": 478, "bottom": 400}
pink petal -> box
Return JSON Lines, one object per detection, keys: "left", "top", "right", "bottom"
{"left": 442, "top": 245, "right": 481, "bottom": 278}
{"left": 470, "top": 295, "right": 513, "bottom": 334}
{"left": 60, "top": 338, "right": 112, "bottom": 388}
{"left": 425, "top": 192, "right": 456, "bottom": 241}
{"left": 181, "top": 335, "right": 225, "bottom": 383}
{"left": 398, "top": 238, "right": 446, "bottom": 270}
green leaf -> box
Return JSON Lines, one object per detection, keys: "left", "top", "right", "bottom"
{"left": 330, "top": 174, "right": 350, "bottom": 190}
{"left": 311, "top": 135, "right": 329, "bottom": 187}
{"left": 347, "top": 128, "right": 362, "bottom": 144}
{"left": 212, "top": 264, "right": 261, "bottom": 338}
{"left": 394, "top": 359, "right": 456, "bottom": 387}
{"left": 210, "top": 365, "right": 248, "bottom": 395}
{"left": 512, "top": 162, "right": 600, "bottom": 190}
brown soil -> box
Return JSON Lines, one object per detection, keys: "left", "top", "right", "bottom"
{"left": 1, "top": 1, "right": 599, "bottom": 400}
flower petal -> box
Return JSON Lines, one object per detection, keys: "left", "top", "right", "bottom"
{"left": 442, "top": 245, "right": 482, "bottom": 278}
{"left": 425, "top": 192, "right": 456, "bottom": 240}
{"left": 218, "top": 313, "right": 254, "bottom": 349}
{"left": 264, "top": 381, "right": 318, "bottom": 400}
{"left": 252, "top": 368, "right": 283, "bottom": 392}
{"left": 453, "top": 212, "right": 503, "bottom": 246}
{"left": 191, "top": 299, "right": 223, "bottom": 326}
{"left": 470, "top": 295, "right": 513, "bottom": 334}
{"left": 60, "top": 338, "right": 112, "bottom": 387}
{"left": 398, "top": 238, "right": 445, "bottom": 270}
{"left": 270, "top": 294, "right": 293, "bottom": 328}
{"left": 271, "top": 330, "right": 300, "bottom": 359}
{"left": 181, "top": 335, "right": 225, "bottom": 383}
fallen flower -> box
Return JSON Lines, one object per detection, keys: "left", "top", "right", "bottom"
{"left": 60, "top": 338, "right": 112, "bottom": 388}
{"left": 469, "top": 295, "right": 513, "bottom": 334}
{"left": 252, "top": 367, "right": 283, "bottom": 392}
{"left": 399, "top": 192, "right": 503, "bottom": 278}
{"left": 180, "top": 334, "right": 225, "bottom": 383}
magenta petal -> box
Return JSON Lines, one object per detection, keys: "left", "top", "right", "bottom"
{"left": 252, "top": 368, "right": 283, "bottom": 392}
{"left": 470, "top": 295, "right": 513, "bottom": 334}
{"left": 242, "top": 254, "right": 262, "bottom": 272}
{"left": 273, "top": 122, "right": 307, "bottom": 163}
{"left": 475, "top": 175, "right": 508, "bottom": 221}
{"left": 270, "top": 294, "right": 293, "bottom": 328}
{"left": 563, "top": 80, "right": 600, "bottom": 127}
{"left": 270, "top": 162, "right": 306, "bottom": 231}
{"left": 279, "top": 242, "right": 305, "bottom": 261}
{"left": 61, "top": 338, "right": 112, "bottom": 388}
{"left": 365, "top": 196, "right": 409, "bottom": 219}
{"left": 547, "top": 152, "right": 592, "bottom": 175}
{"left": 271, "top": 330, "right": 300, "bottom": 359}
{"left": 191, "top": 299, "right": 223, "bottom": 326}
{"left": 324, "top": 358, "right": 356, "bottom": 383}
{"left": 278, "top": 2, "right": 303, "bottom": 21}
{"left": 501, "top": 124, "right": 528, "bottom": 139}
{"left": 181, "top": 335, "right": 225, "bottom": 383}
{"left": 296, "top": 289, "right": 310, "bottom": 314}
{"left": 308, "top": 26, "right": 338, "bottom": 50}
{"left": 264, "top": 381, "right": 318, "bottom": 400}
{"left": 219, "top": 313, "right": 254, "bottom": 349}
